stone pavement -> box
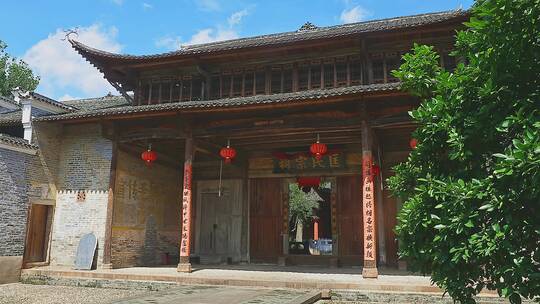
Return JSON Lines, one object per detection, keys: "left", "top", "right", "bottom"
{"left": 113, "top": 285, "right": 320, "bottom": 304}
{"left": 22, "top": 265, "right": 441, "bottom": 292}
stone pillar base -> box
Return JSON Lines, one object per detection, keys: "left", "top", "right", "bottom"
{"left": 362, "top": 267, "right": 378, "bottom": 278}
{"left": 177, "top": 263, "right": 192, "bottom": 273}
{"left": 100, "top": 263, "right": 113, "bottom": 270}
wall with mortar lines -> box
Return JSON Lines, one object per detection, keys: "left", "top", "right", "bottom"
{"left": 47, "top": 123, "right": 112, "bottom": 267}
{"left": 111, "top": 149, "right": 181, "bottom": 268}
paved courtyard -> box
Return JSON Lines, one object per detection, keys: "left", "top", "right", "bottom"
{"left": 0, "top": 283, "right": 320, "bottom": 304}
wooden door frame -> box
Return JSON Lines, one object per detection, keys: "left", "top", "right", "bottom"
{"left": 282, "top": 176, "right": 338, "bottom": 258}
{"left": 194, "top": 179, "right": 244, "bottom": 262}
{"left": 23, "top": 200, "right": 55, "bottom": 268}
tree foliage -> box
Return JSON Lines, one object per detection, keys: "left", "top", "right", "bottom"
{"left": 388, "top": 0, "right": 540, "bottom": 303}
{"left": 0, "top": 40, "right": 39, "bottom": 97}
{"left": 288, "top": 184, "right": 317, "bottom": 229}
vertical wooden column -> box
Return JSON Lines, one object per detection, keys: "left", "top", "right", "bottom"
{"left": 177, "top": 133, "right": 194, "bottom": 273}
{"left": 361, "top": 119, "right": 378, "bottom": 278}
{"left": 101, "top": 140, "right": 118, "bottom": 269}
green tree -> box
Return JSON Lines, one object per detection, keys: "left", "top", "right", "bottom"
{"left": 0, "top": 40, "right": 39, "bottom": 97}
{"left": 388, "top": 0, "right": 540, "bottom": 303}
{"left": 288, "top": 184, "right": 317, "bottom": 231}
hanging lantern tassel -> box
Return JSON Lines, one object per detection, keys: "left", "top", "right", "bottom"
{"left": 409, "top": 138, "right": 418, "bottom": 149}
{"left": 141, "top": 144, "right": 157, "bottom": 166}
{"left": 372, "top": 164, "right": 381, "bottom": 178}
{"left": 219, "top": 140, "right": 237, "bottom": 164}
{"left": 310, "top": 134, "right": 328, "bottom": 160}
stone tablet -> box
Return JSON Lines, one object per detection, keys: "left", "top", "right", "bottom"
{"left": 74, "top": 233, "right": 97, "bottom": 270}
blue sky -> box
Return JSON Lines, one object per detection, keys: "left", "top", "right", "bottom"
{"left": 0, "top": 0, "right": 473, "bottom": 100}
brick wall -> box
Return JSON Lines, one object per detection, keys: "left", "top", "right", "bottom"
{"left": 47, "top": 123, "right": 113, "bottom": 267}
{"left": 49, "top": 190, "right": 108, "bottom": 267}
{"left": 111, "top": 149, "right": 181, "bottom": 268}
{"left": 0, "top": 148, "right": 31, "bottom": 256}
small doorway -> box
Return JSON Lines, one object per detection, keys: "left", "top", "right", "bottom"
{"left": 195, "top": 179, "right": 243, "bottom": 264}
{"left": 287, "top": 178, "right": 335, "bottom": 258}
{"left": 24, "top": 204, "right": 53, "bottom": 266}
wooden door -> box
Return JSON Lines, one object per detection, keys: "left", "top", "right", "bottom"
{"left": 249, "top": 178, "right": 283, "bottom": 263}
{"left": 24, "top": 204, "right": 50, "bottom": 263}
{"left": 383, "top": 189, "right": 399, "bottom": 267}
{"left": 196, "top": 180, "right": 242, "bottom": 263}
{"left": 337, "top": 175, "right": 363, "bottom": 259}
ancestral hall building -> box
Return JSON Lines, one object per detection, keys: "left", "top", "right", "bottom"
{"left": 0, "top": 10, "right": 467, "bottom": 280}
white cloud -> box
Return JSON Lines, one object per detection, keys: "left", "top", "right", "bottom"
{"left": 58, "top": 94, "right": 80, "bottom": 101}
{"left": 196, "top": 0, "right": 220, "bottom": 11}
{"left": 142, "top": 2, "right": 153, "bottom": 10}
{"left": 227, "top": 9, "right": 249, "bottom": 27}
{"left": 156, "top": 9, "right": 250, "bottom": 50}
{"left": 340, "top": 5, "right": 370, "bottom": 23}
{"left": 112, "top": 0, "right": 124, "bottom": 5}
{"left": 155, "top": 35, "right": 182, "bottom": 51}
{"left": 23, "top": 24, "right": 122, "bottom": 99}
{"left": 185, "top": 28, "right": 238, "bottom": 45}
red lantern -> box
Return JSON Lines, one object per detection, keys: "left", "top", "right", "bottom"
{"left": 409, "top": 138, "right": 418, "bottom": 149}
{"left": 310, "top": 134, "right": 328, "bottom": 160}
{"left": 220, "top": 140, "right": 237, "bottom": 164}
{"left": 372, "top": 164, "right": 381, "bottom": 177}
{"left": 141, "top": 145, "right": 157, "bottom": 166}
{"left": 297, "top": 176, "right": 321, "bottom": 193}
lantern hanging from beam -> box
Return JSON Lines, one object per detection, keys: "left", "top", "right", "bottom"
{"left": 297, "top": 176, "right": 321, "bottom": 193}
{"left": 310, "top": 134, "right": 328, "bottom": 160}
{"left": 409, "top": 138, "right": 418, "bottom": 149}
{"left": 372, "top": 164, "right": 381, "bottom": 177}
{"left": 141, "top": 144, "right": 157, "bottom": 166}
{"left": 219, "top": 139, "right": 237, "bottom": 164}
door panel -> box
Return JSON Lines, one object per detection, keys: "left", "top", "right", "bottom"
{"left": 196, "top": 180, "right": 243, "bottom": 263}
{"left": 249, "top": 178, "right": 282, "bottom": 263}
{"left": 337, "top": 175, "right": 363, "bottom": 257}
{"left": 24, "top": 204, "right": 50, "bottom": 263}
{"left": 384, "top": 189, "right": 399, "bottom": 267}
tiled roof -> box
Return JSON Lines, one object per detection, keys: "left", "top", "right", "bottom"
{"left": 0, "top": 95, "right": 20, "bottom": 108}
{"left": 0, "top": 110, "right": 22, "bottom": 126}
{"left": 62, "top": 95, "right": 129, "bottom": 111}
{"left": 0, "top": 133, "right": 38, "bottom": 150}
{"left": 34, "top": 82, "right": 401, "bottom": 122}
{"left": 29, "top": 92, "right": 76, "bottom": 111}
{"left": 0, "top": 94, "right": 129, "bottom": 126}
{"left": 70, "top": 10, "right": 467, "bottom": 62}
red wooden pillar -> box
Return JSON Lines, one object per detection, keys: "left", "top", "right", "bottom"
{"left": 177, "top": 134, "right": 194, "bottom": 272}
{"left": 361, "top": 119, "right": 378, "bottom": 278}
{"left": 313, "top": 217, "right": 319, "bottom": 241}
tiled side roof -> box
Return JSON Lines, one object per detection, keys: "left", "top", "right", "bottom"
{"left": 34, "top": 82, "right": 401, "bottom": 122}
{"left": 71, "top": 10, "right": 467, "bottom": 61}
{"left": 29, "top": 92, "right": 76, "bottom": 111}
{"left": 0, "top": 110, "right": 22, "bottom": 126}
{"left": 0, "top": 94, "right": 129, "bottom": 126}
{"left": 0, "top": 133, "right": 38, "bottom": 150}
{"left": 62, "top": 95, "right": 129, "bottom": 111}
{"left": 0, "top": 95, "right": 20, "bottom": 108}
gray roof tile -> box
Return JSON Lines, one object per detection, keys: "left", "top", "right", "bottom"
{"left": 0, "top": 133, "right": 38, "bottom": 150}
{"left": 34, "top": 82, "right": 401, "bottom": 122}
{"left": 71, "top": 10, "right": 467, "bottom": 62}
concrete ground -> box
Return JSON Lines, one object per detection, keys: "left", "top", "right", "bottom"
{"left": 22, "top": 265, "right": 438, "bottom": 292}
{"left": 0, "top": 283, "right": 149, "bottom": 304}
{"left": 0, "top": 283, "right": 320, "bottom": 304}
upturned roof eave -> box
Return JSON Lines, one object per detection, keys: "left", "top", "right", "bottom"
{"left": 69, "top": 9, "right": 468, "bottom": 66}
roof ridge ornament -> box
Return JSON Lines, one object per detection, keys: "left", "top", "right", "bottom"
{"left": 298, "top": 22, "right": 318, "bottom": 31}
{"left": 62, "top": 28, "right": 79, "bottom": 42}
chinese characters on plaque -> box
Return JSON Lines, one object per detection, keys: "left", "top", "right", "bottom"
{"left": 273, "top": 152, "right": 346, "bottom": 173}
{"left": 362, "top": 157, "right": 375, "bottom": 261}
{"left": 180, "top": 164, "right": 192, "bottom": 256}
